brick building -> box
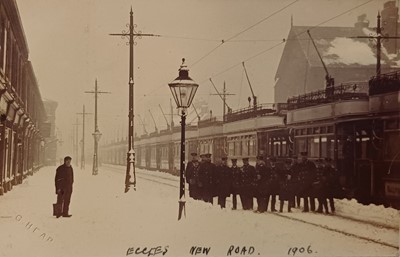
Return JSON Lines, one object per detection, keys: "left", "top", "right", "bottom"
{"left": 0, "top": 0, "right": 48, "bottom": 195}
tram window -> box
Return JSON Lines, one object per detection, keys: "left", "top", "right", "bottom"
{"left": 235, "top": 141, "right": 241, "bottom": 156}
{"left": 327, "top": 126, "right": 334, "bottom": 133}
{"left": 356, "top": 137, "right": 370, "bottom": 159}
{"left": 321, "top": 137, "right": 327, "bottom": 157}
{"left": 0, "top": 17, "right": 4, "bottom": 70}
{"left": 273, "top": 141, "right": 279, "bottom": 156}
{"left": 242, "top": 140, "right": 249, "bottom": 156}
{"left": 295, "top": 138, "right": 307, "bottom": 156}
{"left": 228, "top": 142, "right": 234, "bottom": 156}
{"left": 250, "top": 139, "right": 256, "bottom": 156}
{"left": 307, "top": 137, "right": 320, "bottom": 158}
{"left": 313, "top": 127, "right": 320, "bottom": 134}
{"left": 321, "top": 127, "right": 327, "bottom": 134}
{"left": 282, "top": 141, "right": 287, "bottom": 156}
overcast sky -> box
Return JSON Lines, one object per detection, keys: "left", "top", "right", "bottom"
{"left": 17, "top": 0, "right": 385, "bottom": 155}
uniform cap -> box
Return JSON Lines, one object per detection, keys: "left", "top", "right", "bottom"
{"left": 231, "top": 158, "right": 238, "bottom": 162}
{"left": 64, "top": 156, "right": 72, "bottom": 161}
{"left": 191, "top": 152, "right": 198, "bottom": 157}
{"left": 205, "top": 153, "right": 212, "bottom": 158}
{"left": 256, "top": 155, "right": 264, "bottom": 160}
{"left": 221, "top": 157, "right": 228, "bottom": 161}
{"left": 242, "top": 157, "right": 249, "bottom": 161}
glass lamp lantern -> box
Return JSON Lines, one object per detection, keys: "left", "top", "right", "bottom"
{"left": 168, "top": 58, "right": 199, "bottom": 109}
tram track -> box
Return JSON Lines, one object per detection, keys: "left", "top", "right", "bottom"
{"left": 104, "top": 164, "right": 398, "bottom": 249}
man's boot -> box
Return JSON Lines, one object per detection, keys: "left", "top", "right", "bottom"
{"left": 271, "top": 195, "right": 277, "bottom": 212}
{"left": 279, "top": 201, "right": 284, "bottom": 212}
{"left": 53, "top": 204, "right": 62, "bottom": 218}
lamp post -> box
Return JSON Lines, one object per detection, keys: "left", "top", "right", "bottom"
{"left": 168, "top": 58, "right": 199, "bottom": 220}
{"left": 85, "top": 79, "right": 110, "bottom": 175}
{"left": 110, "top": 7, "right": 160, "bottom": 193}
{"left": 92, "top": 130, "right": 102, "bottom": 175}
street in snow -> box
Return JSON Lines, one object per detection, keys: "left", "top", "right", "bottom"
{"left": 1, "top": 0, "right": 400, "bottom": 256}
{"left": 0, "top": 166, "right": 398, "bottom": 257}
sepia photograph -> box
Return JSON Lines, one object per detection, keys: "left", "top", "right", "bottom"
{"left": 0, "top": 0, "right": 399, "bottom": 256}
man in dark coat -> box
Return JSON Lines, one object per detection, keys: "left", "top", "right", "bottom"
{"left": 199, "top": 153, "right": 215, "bottom": 204}
{"left": 196, "top": 154, "right": 206, "bottom": 200}
{"left": 186, "top": 155, "right": 201, "bottom": 200}
{"left": 231, "top": 159, "right": 241, "bottom": 210}
{"left": 314, "top": 159, "right": 329, "bottom": 214}
{"left": 255, "top": 155, "right": 269, "bottom": 213}
{"left": 298, "top": 152, "right": 317, "bottom": 212}
{"left": 216, "top": 157, "right": 232, "bottom": 208}
{"left": 290, "top": 157, "right": 301, "bottom": 208}
{"left": 279, "top": 173, "right": 295, "bottom": 213}
{"left": 279, "top": 159, "right": 295, "bottom": 212}
{"left": 185, "top": 152, "right": 198, "bottom": 176}
{"left": 266, "top": 157, "right": 279, "bottom": 212}
{"left": 54, "top": 156, "right": 74, "bottom": 218}
{"left": 324, "top": 157, "right": 338, "bottom": 213}
{"left": 239, "top": 157, "right": 256, "bottom": 210}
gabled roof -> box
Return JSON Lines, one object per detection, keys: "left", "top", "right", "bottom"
{"left": 276, "top": 25, "right": 399, "bottom": 79}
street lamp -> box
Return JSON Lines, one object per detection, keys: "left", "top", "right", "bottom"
{"left": 92, "top": 129, "right": 102, "bottom": 175}
{"left": 168, "top": 58, "right": 199, "bottom": 220}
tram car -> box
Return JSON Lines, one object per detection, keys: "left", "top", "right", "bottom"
{"left": 101, "top": 70, "right": 400, "bottom": 208}
{"left": 223, "top": 103, "right": 289, "bottom": 165}
{"left": 286, "top": 72, "right": 400, "bottom": 208}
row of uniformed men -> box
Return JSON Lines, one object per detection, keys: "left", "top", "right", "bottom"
{"left": 185, "top": 152, "right": 339, "bottom": 213}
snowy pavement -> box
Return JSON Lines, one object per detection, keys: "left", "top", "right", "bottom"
{"left": 0, "top": 165, "right": 398, "bottom": 257}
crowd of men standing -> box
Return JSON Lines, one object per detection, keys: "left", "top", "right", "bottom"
{"left": 185, "top": 152, "right": 341, "bottom": 214}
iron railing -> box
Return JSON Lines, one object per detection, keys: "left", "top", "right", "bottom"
{"left": 287, "top": 82, "right": 369, "bottom": 110}
{"left": 225, "top": 103, "right": 287, "bottom": 122}
{"left": 369, "top": 70, "right": 400, "bottom": 95}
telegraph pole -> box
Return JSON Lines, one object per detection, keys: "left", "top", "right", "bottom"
{"left": 72, "top": 118, "right": 81, "bottom": 165}
{"left": 210, "top": 80, "right": 235, "bottom": 121}
{"left": 76, "top": 105, "right": 92, "bottom": 170}
{"left": 85, "top": 79, "right": 110, "bottom": 175}
{"left": 110, "top": 7, "right": 160, "bottom": 193}
{"left": 353, "top": 12, "right": 400, "bottom": 77}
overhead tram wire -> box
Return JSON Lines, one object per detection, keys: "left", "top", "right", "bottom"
{"left": 199, "top": 0, "right": 375, "bottom": 86}
{"left": 137, "top": 0, "right": 375, "bottom": 107}
{"left": 138, "top": 0, "right": 300, "bottom": 102}
{"left": 198, "top": 40, "right": 285, "bottom": 85}
{"left": 224, "top": 0, "right": 299, "bottom": 42}
{"left": 305, "top": 0, "right": 374, "bottom": 33}
{"left": 189, "top": 0, "right": 300, "bottom": 68}
{"left": 159, "top": 34, "right": 345, "bottom": 43}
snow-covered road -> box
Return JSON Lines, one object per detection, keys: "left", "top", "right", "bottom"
{"left": 0, "top": 165, "right": 398, "bottom": 257}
